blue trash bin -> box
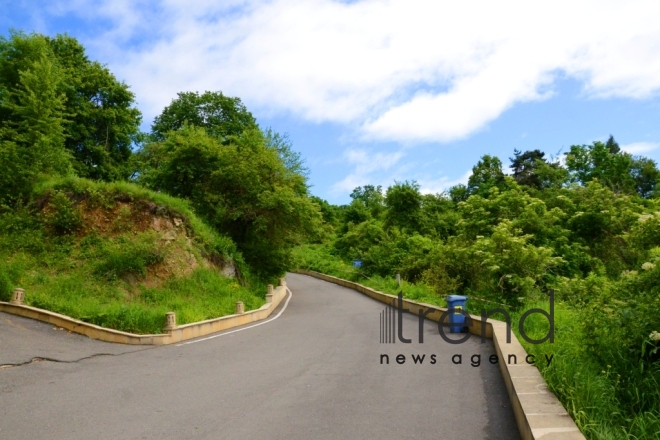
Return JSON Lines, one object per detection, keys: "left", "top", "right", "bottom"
{"left": 446, "top": 295, "right": 468, "bottom": 333}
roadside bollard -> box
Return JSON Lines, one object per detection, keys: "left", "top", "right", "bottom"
{"left": 235, "top": 301, "right": 245, "bottom": 314}
{"left": 163, "top": 312, "right": 177, "bottom": 332}
{"left": 446, "top": 295, "right": 468, "bottom": 333}
{"left": 10, "top": 288, "right": 25, "bottom": 305}
{"left": 266, "top": 284, "right": 274, "bottom": 303}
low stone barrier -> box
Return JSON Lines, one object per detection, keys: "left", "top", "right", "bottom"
{"left": 0, "top": 279, "right": 289, "bottom": 346}
{"left": 295, "top": 269, "right": 584, "bottom": 440}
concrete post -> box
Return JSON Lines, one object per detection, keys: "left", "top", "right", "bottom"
{"left": 235, "top": 301, "right": 245, "bottom": 314}
{"left": 266, "top": 284, "right": 274, "bottom": 303}
{"left": 279, "top": 278, "right": 286, "bottom": 287}
{"left": 396, "top": 274, "right": 401, "bottom": 287}
{"left": 10, "top": 288, "right": 25, "bottom": 305}
{"left": 163, "top": 312, "right": 177, "bottom": 332}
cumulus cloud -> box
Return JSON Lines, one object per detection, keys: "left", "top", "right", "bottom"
{"left": 331, "top": 148, "right": 405, "bottom": 194}
{"left": 621, "top": 142, "right": 660, "bottom": 155}
{"left": 31, "top": 0, "right": 660, "bottom": 142}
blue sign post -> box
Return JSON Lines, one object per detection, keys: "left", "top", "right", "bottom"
{"left": 352, "top": 259, "right": 363, "bottom": 268}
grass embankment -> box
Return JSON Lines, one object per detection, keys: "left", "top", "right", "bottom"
{"left": 294, "top": 243, "right": 660, "bottom": 440}
{"left": 0, "top": 177, "right": 266, "bottom": 334}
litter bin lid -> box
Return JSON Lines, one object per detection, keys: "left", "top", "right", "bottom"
{"left": 446, "top": 295, "right": 467, "bottom": 302}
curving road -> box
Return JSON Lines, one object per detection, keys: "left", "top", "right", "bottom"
{"left": 0, "top": 273, "right": 520, "bottom": 439}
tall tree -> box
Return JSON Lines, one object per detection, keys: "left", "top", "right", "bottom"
{"left": 385, "top": 181, "right": 422, "bottom": 232}
{"left": 151, "top": 91, "right": 257, "bottom": 142}
{"left": 605, "top": 134, "right": 620, "bottom": 154}
{"left": 630, "top": 156, "right": 660, "bottom": 198}
{"left": 350, "top": 185, "right": 385, "bottom": 218}
{"left": 467, "top": 155, "right": 505, "bottom": 196}
{"left": 0, "top": 32, "right": 142, "bottom": 181}
{"left": 0, "top": 38, "right": 71, "bottom": 207}
{"left": 510, "top": 149, "right": 567, "bottom": 190}
{"left": 564, "top": 137, "right": 658, "bottom": 196}
{"left": 510, "top": 149, "right": 545, "bottom": 188}
{"left": 263, "top": 127, "right": 309, "bottom": 178}
{"left": 139, "top": 126, "right": 321, "bottom": 278}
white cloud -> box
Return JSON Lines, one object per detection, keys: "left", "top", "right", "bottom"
{"left": 331, "top": 148, "right": 405, "bottom": 194}
{"left": 621, "top": 142, "right": 660, "bottom": 155}
{"left": 418, "top": 170, "right": 471, "bottom": 195}
{"left": 35, "top": 0, "right": 660, "bottom": 142}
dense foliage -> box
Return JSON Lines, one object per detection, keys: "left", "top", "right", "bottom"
{"left": 0, "top": 32, "right": 320, "bottom": 282}
{"left": 137, "top": 125, "right": 321, "bottom": 278}
{"left": 0, "top": 31, "right": 142, "bottom": 185}
{"left": 298, "top": 138, "right": 660, "bottom": 439}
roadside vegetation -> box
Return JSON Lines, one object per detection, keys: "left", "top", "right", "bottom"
{"left": 294, "top": 143, "right": 660, "bottom": 439}
{"left": 0, "top": 31, "right": 320, "bottom": 333}
{"left": 2, "top": 28, "right": 660, "bottom": 439}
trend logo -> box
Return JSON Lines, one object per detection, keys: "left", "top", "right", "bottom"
{"left": 379, "top": 291, "right": 555, "bottom": 345}
{"left": 379, "top": 304, "right": 396, "bottom": 343}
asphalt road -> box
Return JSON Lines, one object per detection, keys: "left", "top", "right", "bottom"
{"left": 0, "top": 273, "right": 520, "bottom": 439}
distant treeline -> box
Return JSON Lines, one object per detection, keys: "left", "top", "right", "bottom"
{"left": 304, "top": 139, "right": 660, "bottom": 438}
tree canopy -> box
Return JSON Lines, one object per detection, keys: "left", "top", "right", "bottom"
{"left": 138, "top": 126, "right": 321, "bottom": 278}
{"left": 0, "top": 32, "right": 142, "bottom": 182}
{"left": 151, "top": 91, "right": 257, "bottom": 142}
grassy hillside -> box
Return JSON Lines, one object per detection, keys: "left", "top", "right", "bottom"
{"left": 0, "top": 177, "right": 266, "bottom": 334}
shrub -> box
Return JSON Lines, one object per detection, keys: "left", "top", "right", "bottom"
{"left": 94, "top": 232, "right": 165, "bottom": 280}
{"left": 44, "top": 190, "right": 83, "bottom": 234}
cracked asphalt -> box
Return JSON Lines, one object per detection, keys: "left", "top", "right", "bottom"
{"left": 0, "top": 313, "right": 148, "bottom": 366}
{"left": 0, "top": 273, "right": 520, "bottom": 439}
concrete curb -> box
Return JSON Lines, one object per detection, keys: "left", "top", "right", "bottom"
{"left": 0, "top": 283, "right": 288, "bottom": 346}
{"left": 295, "top": 269, "right": 585, "bottom": 440}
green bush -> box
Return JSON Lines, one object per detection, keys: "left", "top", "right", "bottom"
{"left": 43, "top": 190, "right": 83, "bottom": 234}
{"left": 93, "top": 233, "right": 165, "bottom": 280}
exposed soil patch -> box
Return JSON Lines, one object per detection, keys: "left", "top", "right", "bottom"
{"left": 37, "top": 191, "right": 235, "bottom": 288}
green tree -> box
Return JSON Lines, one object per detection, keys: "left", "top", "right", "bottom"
{"left": 151, "top": 91, "right": 257, "bottom": 142}
{"left": 630, "top": 156, "right": 660, "bottom": 198}
{"left": 350, "top": 185, "right": 385, "bottom": 218}
{"left": 48, "top": 35, "right": 142, "bottom": 181}
{"left": 467, "top": 155, "right": 505, "bottom": 196}
{"left": 564, "top": 137, "right": 655, "bottom": 196}
{"left": 0, "top": 31, "right": 141, "bottom": 182}
{"left": 139, "top": 126, "right": 321, "bottom": 278}
{"left": 384, "top": 181, "right": 422, "bottom": 232}
{"left": 263, "top": 128, "right": 309, "bottom": 178}
{"left": 0, "top": 42, "right": 71, "bottom": 207}
{"left": 510, "top": 149, "right": 545, "bottom": 188}
{"left": 448, "top": 184, "right": 469, "bottom": 203}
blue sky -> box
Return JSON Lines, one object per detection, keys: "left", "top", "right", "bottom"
{"left": 4, "top": 1, "right": 660, "bottom": 204}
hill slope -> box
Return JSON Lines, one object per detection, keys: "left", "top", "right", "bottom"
{"left": 0, "top": 177, "right": 265, "bottom": 334}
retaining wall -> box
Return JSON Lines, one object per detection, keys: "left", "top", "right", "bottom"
{"left": 0, "top": 281, "right": 288, "bottom": 346}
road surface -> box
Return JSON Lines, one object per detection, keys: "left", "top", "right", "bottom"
{"left": 0, "top": 273, "right": 520, "bottom": 439}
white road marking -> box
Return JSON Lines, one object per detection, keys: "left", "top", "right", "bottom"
{"left": 175, "top": 287, "right": 293, "bottom": 346}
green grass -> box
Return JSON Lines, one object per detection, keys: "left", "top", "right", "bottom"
{"left": 34, "top": 176, "right": 239, "bottom": 259}
{"left": 18, "top": 265, "right": 264, "bottom": 334}
{"left": 0, "top": 177, "right": 266, "bottom": 334}
{"left": 513, "top": 300, "right": 660, "bottom": 439}
{"left": 293, "top": 243, "right": 660, "bottom": 440}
